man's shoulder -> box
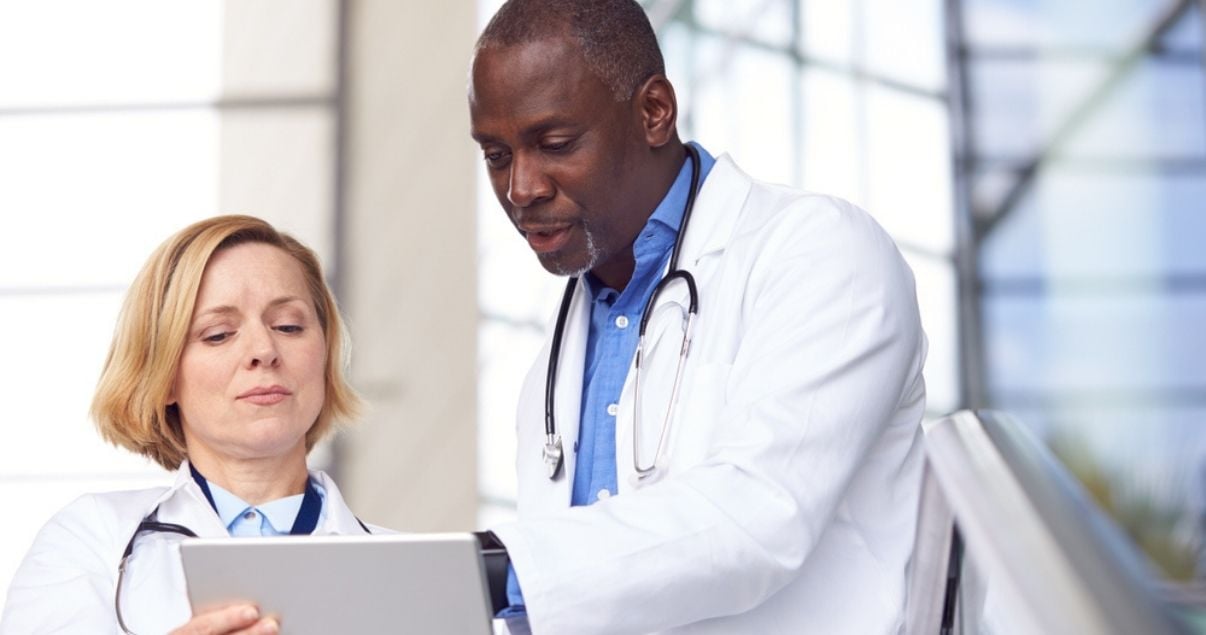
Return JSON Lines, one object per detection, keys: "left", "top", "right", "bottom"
{"left": 710, "top": 155, "right": 884, "bottom": 246}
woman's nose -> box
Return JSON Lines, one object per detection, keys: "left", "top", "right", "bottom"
{"left": 245, "top": 326, "right": 281, "bottom": 369}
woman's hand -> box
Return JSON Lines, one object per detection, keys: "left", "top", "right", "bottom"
{"left": 170, "top": 604, "right": 279, "bottom": 635}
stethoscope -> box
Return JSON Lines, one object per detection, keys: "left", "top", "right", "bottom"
{"left": 113, "top": 465, "right": 369, "bottom": 635}
{"left": 543, "top": 144, "right": 701, "bottom": 484}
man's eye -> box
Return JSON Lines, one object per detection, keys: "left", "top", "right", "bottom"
{"left": 483, "top": 149, "right": 510, "bottom": 168}
{"left": 542, "top": 139, "right": 573, "bottom": 153}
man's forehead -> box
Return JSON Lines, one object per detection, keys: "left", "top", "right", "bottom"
{"left": 473, "top": 33, "right": 584, "bottom": 81}
{"left": 470, "top": 35, "right": 609, "bottom": 131}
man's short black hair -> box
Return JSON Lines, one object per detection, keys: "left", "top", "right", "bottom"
{"left": 476, "top": 0, "right": 665, "bottom": 101}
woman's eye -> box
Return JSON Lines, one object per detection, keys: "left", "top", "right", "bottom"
{"left": 202, "top": 331, "right": 232, "bottom": 344}
{"left": 275, "top": 324, "right": 304, "bottom": 334}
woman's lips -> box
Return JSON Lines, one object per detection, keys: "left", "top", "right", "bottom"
{"left": 238, "top": 386, "right": 291, "bottom": 406}
{"left": 524, "top": 226, "right": 572, "bottom": 254}
{"left": 241, "top": 393, "right": 288, "bottom": 406}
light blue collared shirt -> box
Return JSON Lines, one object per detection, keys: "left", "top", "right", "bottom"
{"left": 207, "top": 479, "right": 328, "bottom": 537}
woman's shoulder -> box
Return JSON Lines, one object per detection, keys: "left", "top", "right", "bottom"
{"left": 39, "top": 486, "right": 170, "bottom": 550}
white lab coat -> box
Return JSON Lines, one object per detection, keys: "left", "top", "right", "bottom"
{"left": 0, "top": 461, "right": 381, "bottom": 634}
{"left": 491, "top": 155, "right": 928, "bottom": 635}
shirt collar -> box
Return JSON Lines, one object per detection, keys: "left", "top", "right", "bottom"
{"left": 583, "top": 142, "right": 716, "bottom": 298}
{"left": 647, "top": 142, "right": 715, "bottom": 235}
{"left": 204, "top": 475, "right": 307, "bottom": 533}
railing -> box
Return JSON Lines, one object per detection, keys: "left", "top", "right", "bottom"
{"left": 906, "top": 410, "right": 1194, "bottom": 634}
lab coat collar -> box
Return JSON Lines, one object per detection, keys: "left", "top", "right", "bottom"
{"left": 149, "top": 460, "right": 370, "bottom": 536}
{"left": 673, "top": 153, "right": 752, "bottom": 268}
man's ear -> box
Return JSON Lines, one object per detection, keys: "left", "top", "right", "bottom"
{"left": 635, "top": 74, "right": 678, "bottom": 148}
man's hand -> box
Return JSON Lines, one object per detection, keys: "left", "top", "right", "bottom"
{"left": 170, "top": 604, "right": 279, "bottom": 635}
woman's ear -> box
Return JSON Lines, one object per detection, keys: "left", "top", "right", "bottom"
{"left": 635, "top": 74, "right": 678, "bottom": 148}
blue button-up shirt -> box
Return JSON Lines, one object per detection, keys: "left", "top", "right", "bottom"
{"left": 570, "top": 144, "right": 716, "bottom": 505}
{"left": 503, "top": 143, "right": 716, "bottom": 615}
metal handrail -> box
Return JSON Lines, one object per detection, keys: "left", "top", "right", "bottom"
{"left": 910, "top": 409, "right": 1191, "bottom": 634}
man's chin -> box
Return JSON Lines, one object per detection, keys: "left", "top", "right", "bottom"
{"left": 537, "top": 252, "right": 591, "bottom": 278}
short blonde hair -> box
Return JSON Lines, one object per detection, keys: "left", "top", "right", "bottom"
{"left": 91, "top": 215, "right": 360, "bottom": 470}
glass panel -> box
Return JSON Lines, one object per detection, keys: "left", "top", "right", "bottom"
{"left": 219, "top": 0, "right": 336, "bottom": 97}
{"left": 1160, "top": 3, "right": 1202, "bottom": 52}
{"left": 801, "top": 0, "right": 855, "bottom": 67}
{"left": 973, "top": 57, "right": 1205, "bottom": 161}
{"left": 983, "top": 293, "right": 1206, "bottom": 395}
{"left": 0, "top": 293, "right": 166, "bottom": 475}
{"left": 694, "top": 0, "right": 794, "bottom": 49}
{"left": 476, "top": 170, "right": 565, "bottom": 326}
{"left": 217, "top": 108, "right": 335, "bottom": 267}
{"left": 1062, "top": 60, "right": 1205, "bottom": 160}
{"left": 0, "top": 1, "right": 222, "bottom": 107}
{"left": 980, "top": 170, "right": 1206, "bottom": 279}
{"left": 957, "top": 527, "right": 1047, "bottom": 634}
{"left": 864, "top": 0, "right": 946, "bottom": 91}
{"left": 1004, "top": 407, "right": 1206, "bottom": 583}
{"left": 903, "top": 252, "right": 959, "bottom": 416}
{"left": 865, "top": 86, "right": 955, "bottom": 255}
{"left": 970, "top": 58, "right": 1112, "bottom": 160}
{"left": 964, "top": 0, "right": 1177, "bottom": 50}
{"left": 477, "top": 322, "right": 547, "bottom": 505}
{"left": 691, "top": 35, "right": 797, "bottom": 186}
{"left": 0, "top": 111, "right": 219, "bottom": 290}
{"left": 800, "top": 67, "right": 865, "bottom": 206}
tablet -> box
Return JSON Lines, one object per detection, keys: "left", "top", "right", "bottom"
{"left": 180, "top": 533, "right": 494, "bottom": 635}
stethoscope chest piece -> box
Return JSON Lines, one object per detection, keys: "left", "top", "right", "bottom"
{"left": 543, "top": 434, "right": 565, "bottom": 479}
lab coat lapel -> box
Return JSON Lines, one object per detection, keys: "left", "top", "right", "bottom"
{"left": 615, "top": 155, "right": 753, "bottom": 489}
{"left": 535, "top": 277, "right": 588, "bottom": 508}
{"left": 153, "top": 461, "right": 234, "bottom": 537}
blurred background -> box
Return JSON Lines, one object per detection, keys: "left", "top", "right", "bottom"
{"left": 0, "top": 0, "right": 1202, "bottom": 613}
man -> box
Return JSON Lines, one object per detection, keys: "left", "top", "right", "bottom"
{"left": 469, "top": 1, "right": 927, "bottom": 633}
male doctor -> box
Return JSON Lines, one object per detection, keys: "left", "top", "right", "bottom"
{"left": 469, "top": 1, "right": 928, "bottom": 633}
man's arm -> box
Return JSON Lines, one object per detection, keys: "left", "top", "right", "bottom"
{"left": 495, "top": 196, "right": 926, "bottom": 634}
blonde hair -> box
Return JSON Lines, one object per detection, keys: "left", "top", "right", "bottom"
{"left": 91, "top": 215, "right": 360, "bottom": 470}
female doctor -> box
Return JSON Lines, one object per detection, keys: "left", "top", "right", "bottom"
{"left": 0, "top": 215, "right": 378, "bottom": 634}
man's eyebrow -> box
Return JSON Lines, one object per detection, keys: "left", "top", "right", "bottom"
{"left": 471, "top": 118, "right": 580, "bottom": 144}
{"left": 471, "top": 129, "right": 497, "bottom": 144}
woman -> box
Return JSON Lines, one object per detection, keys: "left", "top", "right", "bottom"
{"left": 1, "top": 216, "right": 378, "bottom": 634}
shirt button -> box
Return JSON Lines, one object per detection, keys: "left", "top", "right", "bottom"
{"left": 606, "top": 403, "right": 619, "bottom": 416}
{"left": 615, "top": 315, "right": 629, "bottom": 329}
{"left": 242, "top": 510, "right": 257, "bottom": 521}
{"left": 597, "top": 489, "right": 612, "bottom": 501}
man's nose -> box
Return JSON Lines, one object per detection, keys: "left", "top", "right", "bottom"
{"left": 507, "top": 151, "right": 553, "bottom": 208}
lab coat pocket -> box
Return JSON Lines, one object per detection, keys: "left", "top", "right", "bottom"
{"left": 665, "top": 362, "right": 732, "bottom": 471}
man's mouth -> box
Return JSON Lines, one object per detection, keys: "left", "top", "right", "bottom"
{"left": 522, "top": 225, "right": 573, "bottom": 254}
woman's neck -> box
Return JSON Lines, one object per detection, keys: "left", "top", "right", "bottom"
{"left": 187, "top": 445, "right": 309, "bottom": 505}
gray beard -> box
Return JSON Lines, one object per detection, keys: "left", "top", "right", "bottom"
{"left": 542, "top": 222, "right": 602, "bottom": 279}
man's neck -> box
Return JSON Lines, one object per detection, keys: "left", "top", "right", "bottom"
{"left": 590, "top": 141, "right": 688, "bottom": 291}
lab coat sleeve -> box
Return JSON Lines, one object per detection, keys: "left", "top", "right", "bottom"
{"left": 492, "top": 195, "right": 926, "bottom": 634}
{"left": 0, "top": 495, "right": 127, "bottom": 634}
